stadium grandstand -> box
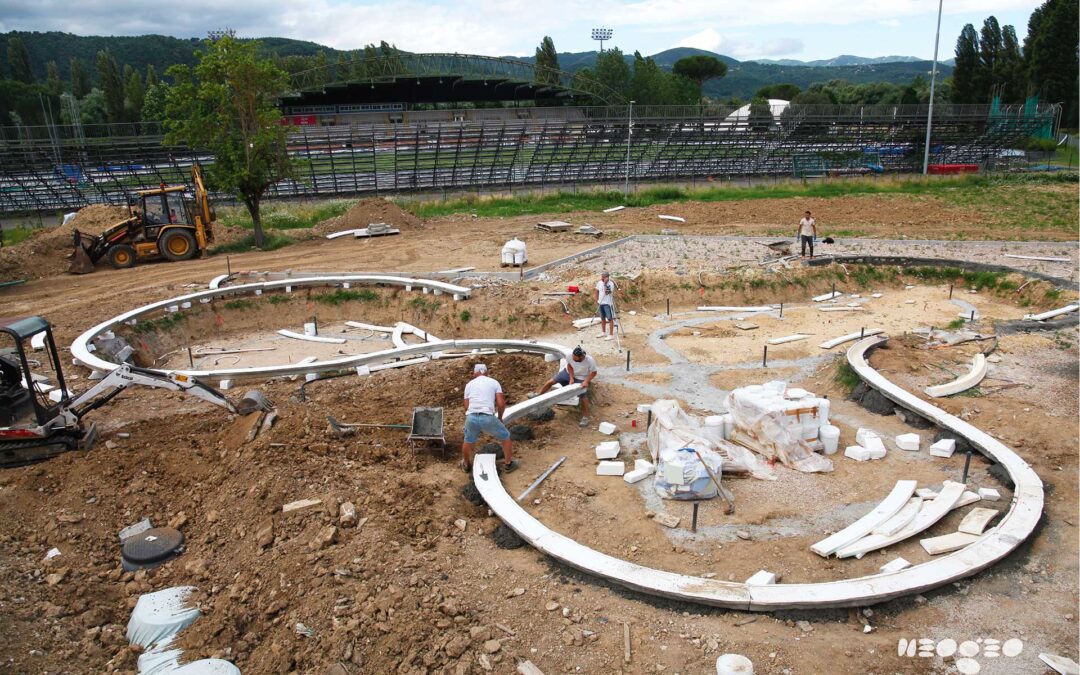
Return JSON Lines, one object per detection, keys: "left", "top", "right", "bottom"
{"left": 0, "top": 52, "right": 1061, "bottom": 213}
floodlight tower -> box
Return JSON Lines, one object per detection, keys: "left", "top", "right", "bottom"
{"left": 591, "top": 28, "right": 613, "bottom": 52}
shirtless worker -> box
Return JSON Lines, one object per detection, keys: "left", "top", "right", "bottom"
{"left": 797, "top": 210, "right": 817, "bottom": 258}
{"left": 460, "top": 363, "right": 518, "bottom": 474}
{"left": 538, "top": 346, "right": 599, "bottom": 427}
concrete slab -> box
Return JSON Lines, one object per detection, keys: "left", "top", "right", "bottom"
{"left": 920, "top": 532, "right": 980, "bottom": 555}
{"left": 958, "top": 507, "right": 1000, "bottom": 535}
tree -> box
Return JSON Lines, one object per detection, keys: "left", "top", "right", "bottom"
{"left": 593, "top": 48, "right": 631, "bottom": 98}
{"left": 747, "top": 97, "right": 773, "bottom": 131}
{"left": 791, "top": 90, "right": 834, "bottom": 105}
{"left": 145, "top": 64, "right": 158, "bottom": 88}
{"left": 755, "top": 83, "right": 801, "bottom": 101}
{"left": 46, "top": 61, "right": 63, "bottom": 96}
{"left": 1025, "top": 0, "right": 1079, "bottom": 126}
{"left": 70, "top": 58, "right": 91, "bottom": 99}
{"left": 977, "top": 16, "right": 1003, "bottom": 99}
{"left": 534, "top": 36, "right": 560, "bottom": 85}
{"left": 999, "top": 25, "right": 1025, "bottom": 102}
{"left": 164, "top": 36, "right": 292, "bottom": 249}
{"left": 140, "top": 82, "right": 169, "bottom": 122}
{"left": 7, "top": 36, "right": 34, "bottom": 84}
{"left": 79, "top": 88, "right": 108, "bottom": 125}
{"left": 123, "top": 65, "right": 145, "bottom": 121}
{"left": 952, "top": 24, "right": 981, "bottom": 103}
{"left": 672, "top": 55, "right": 727, "bottom": 101}
{"left": 95, "top": 49, "right": 125, "bottom": 123}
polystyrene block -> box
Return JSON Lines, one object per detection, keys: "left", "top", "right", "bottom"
{"left": 880, "top": 557, "right": 912, "bottom": 573}
{"left": 598, "top": 422, "right": 617, "bottom": 435}
{"left": 978, "top": 487, "right": 1001, "bottom": 502}
{"left": 929, "top": 439, "right": 956, "bottom": 458}
{"left": 595, "top": 441, "right": 620, "bottom": 460}
{"left": 596, "top": 461, "right": 625, "bottom": 476}
{"left": 745, "top": 570, "right": 776, "bottom": 585}
{"left": 896, "top": 433, "right": 921, "bottom": 451}
{"left": 663, "top": 460, "right": 686, "bottom": 484}
{"left": 844, "top": 446, "right": 872, "bottom": 461}
{"left": 855, "top": 428, "right": 879, "bottom": 446}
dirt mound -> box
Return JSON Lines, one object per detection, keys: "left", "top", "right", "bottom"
{"left": 0, "top": 204, "right": 131, "bottom": 281}
{"left": 314, "top": 198, "right": 423, "bottom": 235}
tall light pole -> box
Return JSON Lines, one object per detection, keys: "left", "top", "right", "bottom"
{"left": 624, "top": 100, "right": 635, "bottom": 198}
{"left": 591, "top": 28, "right": 613, "bottom": 52}
{"left": 922, "top": 0, "right": 944, "bottom": 175}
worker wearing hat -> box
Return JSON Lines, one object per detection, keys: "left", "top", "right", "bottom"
{"left": 596, "top": 272, "right": 617, "bottom": 340}
{"left": 538, "top": 346, "right": 598, "bottom": 427}
{"left": 461, "top": 363, "right": 518, "bottom": 473}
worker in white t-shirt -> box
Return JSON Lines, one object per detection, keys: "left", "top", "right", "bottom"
{"left": 797, "top": 210, "right": 817, "bottom": 258}
{"left": 461, "top": 363, "right": 518, "bottom": 474}
{"left": 595, "top": 271, "right": 617, "bottom": 340}
{"left": 538, "top": 346, "right": 599, "bottom": 427}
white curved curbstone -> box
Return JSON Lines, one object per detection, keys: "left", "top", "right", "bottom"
{"left": 810, "top": 480, "right": 916, "bottom": 557}
{"left": 819, "top": 329, "right": 883, "bottom": 349}
{"left": 1022, "top": 304, "right": 1078, "bottom": 321}
{"left": 925, "top": 354, "right": 986, "bottom": 398}
{"left": 276, "top": 329, "right": 346, "bottom": 345}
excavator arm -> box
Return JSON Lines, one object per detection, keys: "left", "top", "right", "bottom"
{"left": 64, "top": 364, "right": 238, "bottom": 423}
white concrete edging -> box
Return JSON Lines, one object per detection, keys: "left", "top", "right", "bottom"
{"left": 469, "top": 335, "right": 1043, "bottom": 610}
{"left": 925, "top": 354, "right": 987, "bottom": 398}
{"left": 819, "top": 329, "right": 883, "bottom": 350}
{"left": 1022, "top": 304, "right": 1078, "bottom": 321}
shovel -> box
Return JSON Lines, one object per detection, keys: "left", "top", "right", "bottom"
{"left": 693, "top": 449, "right": 735, "bottom": 515}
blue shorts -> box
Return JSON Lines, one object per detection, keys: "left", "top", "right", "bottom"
{"left": 554, "top": 370, "right": 589, "bottom": 397}
{"left": 599, "top": 304, "right": 614, "bottom": 320}
{"left": 464, "top": 413, "right": 510, "bottom": 443}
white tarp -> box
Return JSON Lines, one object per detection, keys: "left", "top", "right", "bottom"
{"left": 647, "top": 400, "right": 775, "bottom": 482}
{"left": 724, "top": 381, "right": 834, "bottom": 473}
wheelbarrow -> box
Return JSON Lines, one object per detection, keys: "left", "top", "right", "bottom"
{"left": 407, "top": 406, "right": 446, "bottom": 456}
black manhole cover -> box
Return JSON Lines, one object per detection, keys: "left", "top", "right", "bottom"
{"left": 122, "top": 527, "right": 184, "bottom": 569}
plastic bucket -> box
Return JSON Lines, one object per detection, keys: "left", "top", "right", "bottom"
{"left": 819, "top": 424, "right": 840, "bottom": 455}
{"left": 716, "top": 653, "right": 754, "bottom": 675}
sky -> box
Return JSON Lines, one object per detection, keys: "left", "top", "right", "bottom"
{"left": 0, "top": 0, "right": 1045, "bottom": 62}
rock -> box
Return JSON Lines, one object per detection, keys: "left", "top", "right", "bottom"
{"left": 282, "top": 498, "right": 322, "bottom": 514}
{"left": 545, "top": 601, "right": 560, "bottom": 611}
{"left": 56, "top": 514, "right": 83, "bottom": 524}
{"left": 506, "top": 587, "right": 525, "bottom": 598}
{"left": 310, "top": 525, "right": 338, "bottom": 551}
{"left": 735, "top": 530, "right": 752, "bottom": 540}
{"left": 339, "top": 502, "right": 358, "bottom": 528}
{"left": 508, "top": 424, "right": 534, "bottom": 441}
{"left": 482, "top": 639, "right": 501, "bottom": 654}
{"left": 469, "top": 626, "right": 491, "bottom": 642}
{"left": 184, "top": 558, "right": 209, "bottom": 580}
{"left": 796, "top": 620, "right": 813, "bottom": 633}
{"left": 205, "top": 510, "right": 220, "bottom": 524}
{"left": 167, "top": 512, "right": 189, "bottom": 529}
{"left": 526, "top": 407, "right": 555, "bottom": 422}
{"left": 454, "top": 519, "right": 467, "bottom": 532}
{"left": 45, "top": 567, "right": 70, "bottom": 586}
{"left": 255, "top": 519, "right": 274, "bottom": 549}
{"left": 445, "top": 635, "right": 470, "bottom": 658}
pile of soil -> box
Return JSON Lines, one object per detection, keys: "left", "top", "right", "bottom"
{"left": 0, "top": 204, "right": 131, "bottom": 281}
{"left": 314, "top": 198, "right": 424, "bottom": 235}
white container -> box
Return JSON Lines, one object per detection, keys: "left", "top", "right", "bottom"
{"left": 819, "top": 425, "right": 840, "bottom": 454}
{"left": 716, "top": 653, "right": 754, "bottom": 675}
{"left": 818, "top": 398, "right": 831, "bottom": 425}
{"left": 501, "top": 238, "right": 527, "bottom": 265}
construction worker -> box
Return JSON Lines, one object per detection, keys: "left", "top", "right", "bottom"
{"left": 461, "top": 363, "right": 518, "bottom": 474}
{"left": 596, "top": 271, "right": 617, "bottom": 340}
{"left": 797, "top": 210, "right": 817, "bottom": 258}
{"left": 538, "top": 346, "right": 598, "bottom": 427}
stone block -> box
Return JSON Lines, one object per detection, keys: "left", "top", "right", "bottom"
{"left": 595, "top": 441, "right": 620, "bottom": 460}
{"left": 896, "top": 433, "right": 921, "bottom": 451}
{"left": 596, "top": 461, "right": 624, "bottom": 476}
{"left": 978, "top": 487, "right": 1001, "bottom": 502}
{"left": 745, "top": 570, "right": 776, "bottom": 585}
{"left": 929, "top": 439, "right": 956, "bottom": 458}
{"left": 623, "top": 467, "right": 653, "bottom": 484}
{"left": 855, "top": 428, "right": 879, "bottom": 446}
{"left": 957, "top": 507, "right": 1000, "bottom": 535}
{"left": 282, "top": 498, "right": 322, "bottom": 514}
{"left": 598, "top": 421, "right": 617, "bottom": 435}
{"left": 880, "top": 557, "right": 911, "bottom": 573}
{"left": 920, "top": 531, "right": 979, "bottom": 555}
{"left": 844, "top": 445, "right": 872, "bottom": 461}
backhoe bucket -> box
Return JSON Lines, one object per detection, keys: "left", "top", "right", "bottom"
{"left": 68, "top": 231, "right": 95, "bottom": 274}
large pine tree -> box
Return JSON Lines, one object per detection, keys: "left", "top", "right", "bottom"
{"left": 1024, "top": 0, "right": 1079, "bottom": 126}
{"left": 952, "top": 24, "right": 981, "bottom": 103}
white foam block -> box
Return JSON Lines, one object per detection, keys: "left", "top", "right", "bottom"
{"left": 880, "top": 557, "right": 912, "bottom": 574}
{"left": 623, "top": 460, "right": 656, "bottom": 484}
{"left": 596, "top": 461, "right": 625, "bottom": 476}
{"left": 595, "top": 441, "right": 621, "bottom": 460}
{"left": 598, "top": 421, "right": 617, "bottom": 435}
{"left": 855, "top": 428, "right": 879, "bottom": 446}
{"left": 745, "top": 570, "right": 776, "bottom": 585}
{"left": 637, "top": 403, "right": 653, "bottom": 413}
{"left": 844, "top": 446, "right": 872, "bottom": 461}
{"left": 634, "top": 459, "right": 655, "bottom": 473}
{"left": 896, "top": 433, "right": 921, "bottom": 451}
{"left": 978, "top": 487, "right": 1001, "bottom": 502}
{"left": 928, "top": 439, "right": 956, "bottom": 457}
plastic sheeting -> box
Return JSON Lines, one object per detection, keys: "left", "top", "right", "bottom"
{"left": 724, "top": 382, "right": 834, "bottom": 473}
{"left": 647, "top": 400, "right": 775, "bottom": 482}
{"left": 126, "top": 586, "right": 201, "bottom": 649}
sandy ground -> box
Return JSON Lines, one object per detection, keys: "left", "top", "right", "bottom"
{"left": 0, "top": 193, "right": 1077, "bottom": 675}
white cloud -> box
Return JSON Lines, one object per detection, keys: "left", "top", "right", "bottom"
{"left": 675, "top": 28, "right": 723, "bottom": 52}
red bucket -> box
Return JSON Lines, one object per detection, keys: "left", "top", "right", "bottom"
{"left": 568, "top": 285, "right": 580, "bottom": 293}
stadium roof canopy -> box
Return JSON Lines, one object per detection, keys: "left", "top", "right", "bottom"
{"left": 282, "top": 53, "right": 625, "bottom": 107}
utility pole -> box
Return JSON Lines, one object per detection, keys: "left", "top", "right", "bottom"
{"left": 922, "top": 0, "right": 944, "bottom": 175}
{"left": 624, "top": 100, "right": 635, "bottom": 198}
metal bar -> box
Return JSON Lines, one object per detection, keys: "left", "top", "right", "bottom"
{"left": 516, "top": 456, "right": 567, "bottom": 502}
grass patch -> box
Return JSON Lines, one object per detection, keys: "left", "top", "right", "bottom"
{"left": 131, "top": 311, "right": 187, "bottom": 334}
{"left": 209, "top": 233, "right": 294, "bottom": 255}
{"left": 907, "top": 266, "right": 1008, "bottom": 290}
{"left": 945, "top": 318, "right": 967, "bottom": 330}
{"left": 218, "top": 200, "right": 353, "bottom": 230}
{"left": 312, "top": 289, "right": 379, "bottom": 306}
{"left": 834, "top": 361, "right": 862, "bottom": 395}
{"left": 459, "top": 309, "right": 471, "bottom": 323}
{"left": 267, "top": 294, "right": 291, "bottom": 305}
{"left": 1, "top": 225, "right": 35, "bottom": 247}
{"left": 224, "top": 299, "right": 254, "bottom": 310}
{"left": 405, "top": 174, "right": 1076, "bottom": 220}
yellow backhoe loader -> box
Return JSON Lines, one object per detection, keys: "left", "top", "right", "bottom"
{"left": 69, "top": 165, "right": 217, "bottom": 273}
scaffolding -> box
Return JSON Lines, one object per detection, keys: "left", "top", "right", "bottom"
{"left": 0, "top": 103, "right": 1059, "bottom": 213}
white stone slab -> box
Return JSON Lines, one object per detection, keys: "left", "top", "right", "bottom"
{"left": 598, "top": 421, "right": 617, "bottom": 435}
{"left": 956, "top": 491, "right": 981, "bottom": 508}
{"left": 873, "top": 497, "right": 922, "bottom": 536}
{"left": 915, "top": 487, "right": 939, "bottom": 500}
{"left": 920, "top": 532, "right": 980, "bottom": 555}
{"left": 1023, "top": 304, "right": 1078, "bottom": 321}
{"left": 925, "top": 354, "right": 987, "bottom": 398}
{"left": 958, "top": 507, "right": 1000, "bottom": 535}
{"left": 810, "top": 480, "right": 917, "bottom": 557}
{"left": 896, "top": 433, "right": 921, "bottom": 451}
{"left": 277, "top": 329, "right": 346, "bottom": 345}
{"left": 595, "top": 441, "right": 621, "bottom": 460}
{"left": 855, "top": 428, "right": 879, "bottom": 446}
{"left": 880, "top": 557, "right": 912, "bottom": 574}
{"left": 745, "top": 570, "right": 776, "bottom": 585}
{"left": 836, "top": 481, "right": 966, "bottom": 559}
{"left": 978, "top": 487, "right": 1001, "bottom": 501}
{"left": 767, "top": 334, "right": 810, "bottom": 345}
{"left": 597, "top": 461, "right": 625, "bottom": 476}
{"left": 813, "top": 291, "right": 842, "bottom": 302}
{"left": 929, "top": 439, "right": 956, "bottom": 457}
{"left": 819, "top": 329, "right": 883, "bottom": 349}
{"left": 658, "top": 215, "right": 685, "bottom": 222}
{"left": 844, "top": 446, "right": 872, "bottom": 461}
